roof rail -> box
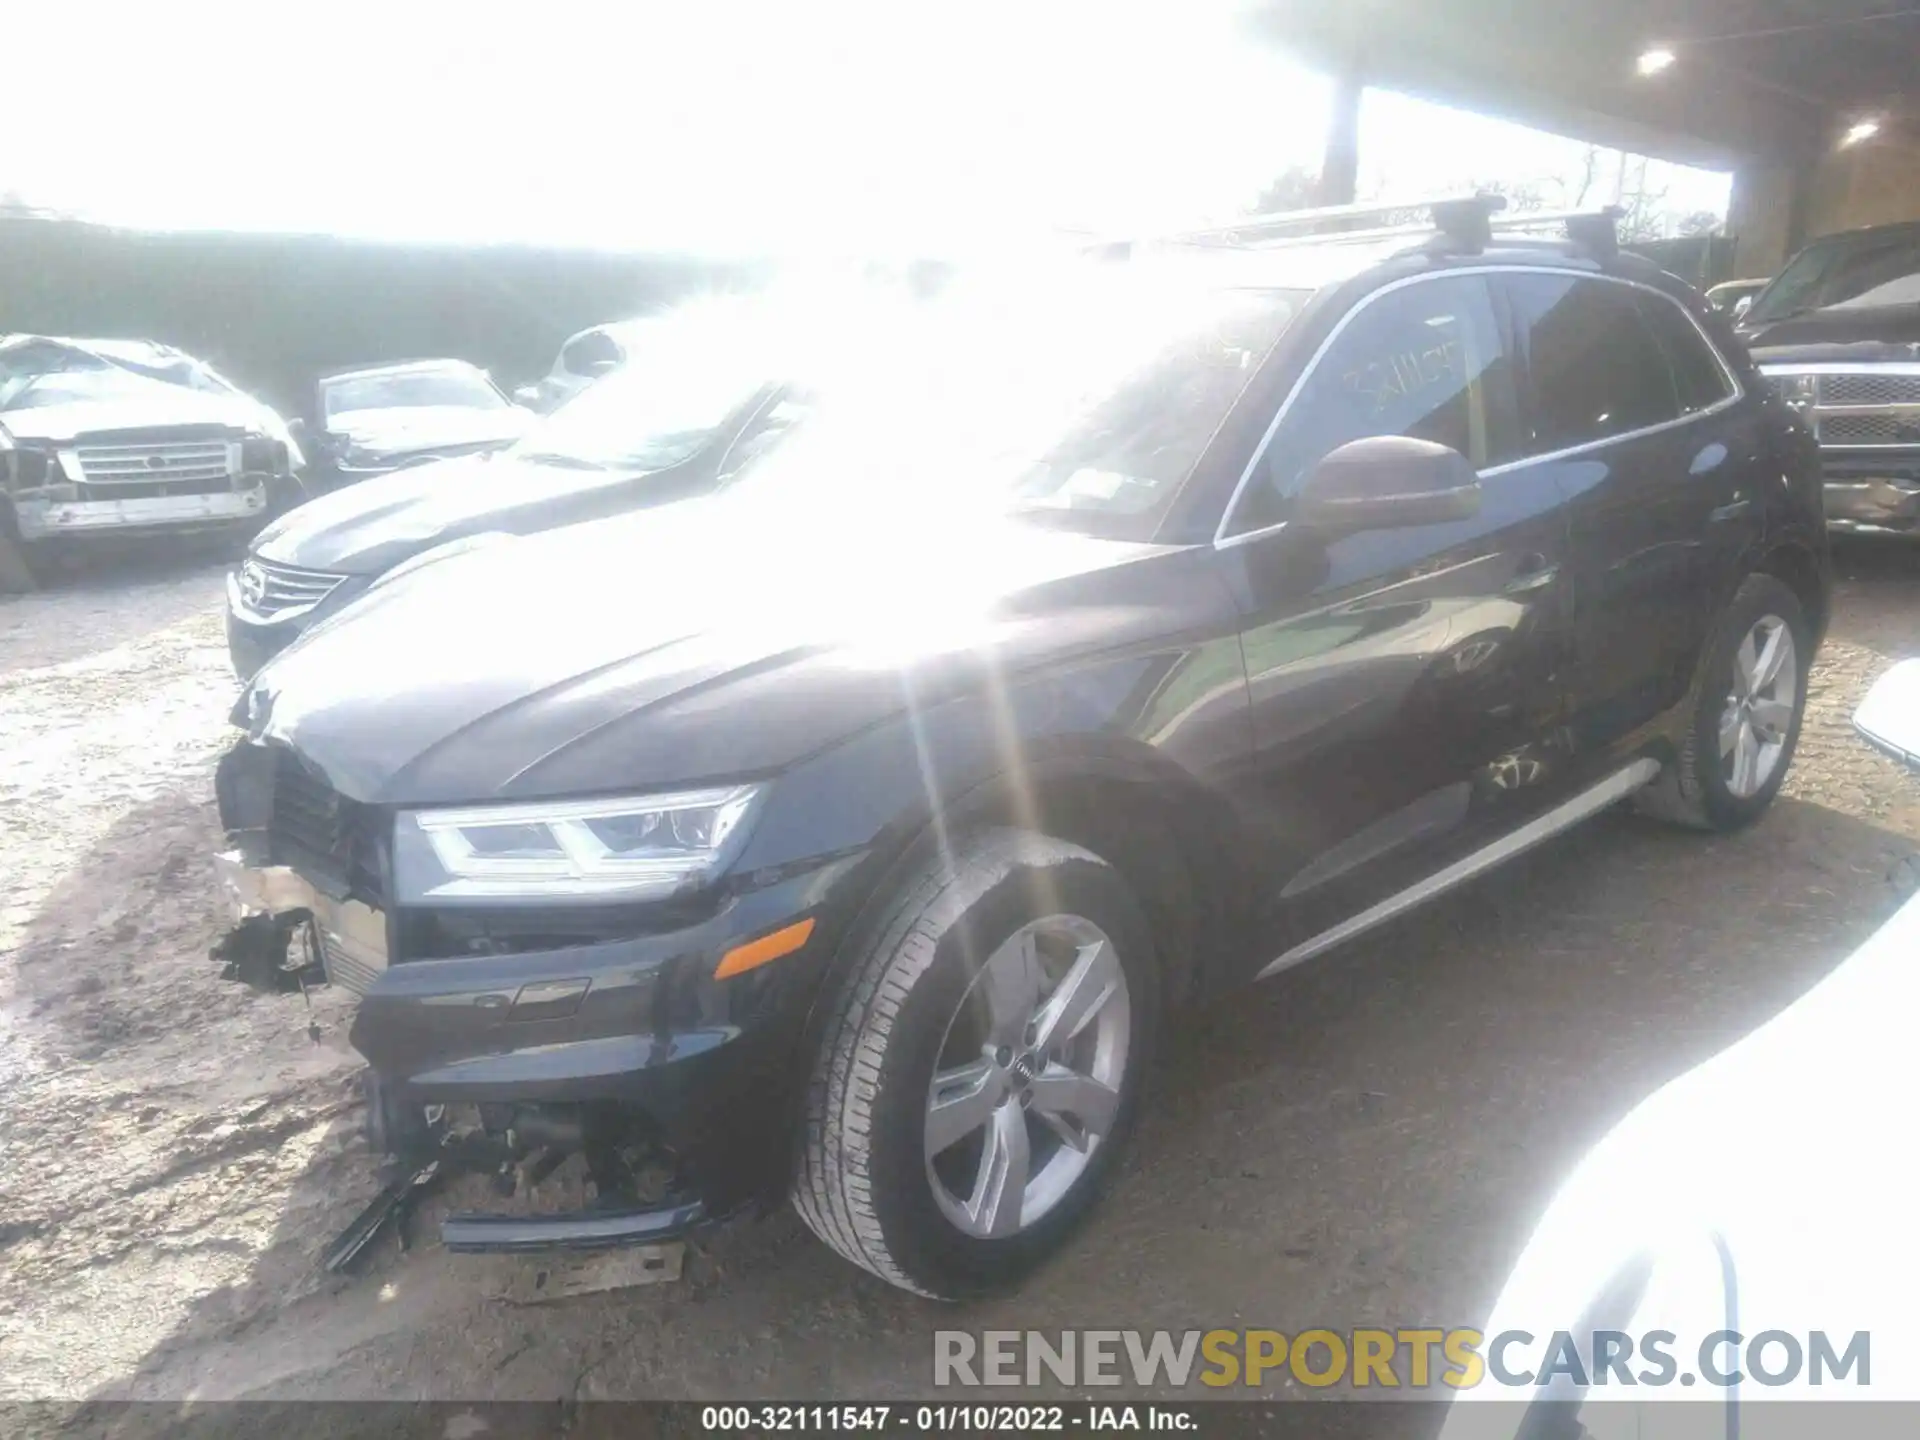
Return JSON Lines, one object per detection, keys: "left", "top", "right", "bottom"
{"left": 1095, "top": 196, "right": 1626, "bottom": 261}
{"left": 1141, "top": 193, "right": 1502, "bottom": 250}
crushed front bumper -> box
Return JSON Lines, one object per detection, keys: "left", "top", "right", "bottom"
{"left": 14, "top": 486, "right": 267, "bottom": 540}
{"left": 212, "top": 835, "right": 853, "bottom": 1250}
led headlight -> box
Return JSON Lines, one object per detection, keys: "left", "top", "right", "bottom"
{"left": 394, "top": 785, "right": 763, "bottom": 904}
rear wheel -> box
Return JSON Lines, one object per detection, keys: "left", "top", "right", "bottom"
{"left": 1636, "top": 573, "right": 1811, "bottom": 831}
{"left": 794, "top": 829, "right": 1156, "bottom": 1298}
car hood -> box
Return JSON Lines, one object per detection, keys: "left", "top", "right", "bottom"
{"left": 1742, "top": 300, "right": 1920, "bottom": 365}
{"left": 0, "top": 385, "right": 274, "bottom": 443}
{"left": 1449, "top": 885, "right": 1920, "bottom": 1413}
{"left": 244, "top": 501, "right": 1170, "bottom": 805}
{"left": 327, "top": 405, "right": 531, "bottom": 458}
{"left": 250, "top": 449, "right": 661, "bottom": 575}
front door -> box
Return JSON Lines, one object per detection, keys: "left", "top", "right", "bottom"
{"left": 1211, "top": 272, "right": 1578, "bottom": 971}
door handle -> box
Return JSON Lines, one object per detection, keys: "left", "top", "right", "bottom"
{"left": 1504, "top": 555, "right": 1560, "bottom": 595}
{"left": 1710, "top": 498, "right": 1752, "bottom": 524}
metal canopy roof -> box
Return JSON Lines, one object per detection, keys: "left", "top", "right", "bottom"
{"left": 1249, "top": 0, "right": 1920, "bottom": 167}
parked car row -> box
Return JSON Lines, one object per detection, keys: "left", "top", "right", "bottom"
{"left": 226, "top": 307, "right": 798, "bottom": 678}
{"left": 207, "top": 195, "right": 1836, "bottom": 1301}
{"left": 0, "top": 318, "right": 661, "bottom": 586}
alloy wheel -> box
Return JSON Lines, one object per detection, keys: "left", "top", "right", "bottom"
{"left": 1720, "top": 614, "right": 1799, "bottom": 799}
{"left": 924, "top": 915, "right": 1131, "bottom": 1239}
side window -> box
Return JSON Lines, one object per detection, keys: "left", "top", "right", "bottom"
{"left": 1508, "top": 275, "right": 1681, "bottom": 451}
{"left": 1229, "top": 275, "right": 1514, "bottom": 536}
{"left": 1633, "top": 291, "right": 1736, "bottom": 415}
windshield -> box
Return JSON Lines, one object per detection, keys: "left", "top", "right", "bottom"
{"left": 723, "top": 267, "right": 1308, "bottom": 535}
{"left": 1747, "top": 230, "right": 1920, "bottom": 323}
{"left": 323, "top": 368, "right": 504, "bottom": 419}
{"left": 514, "top": 351, "right": 768, "bottom": 470}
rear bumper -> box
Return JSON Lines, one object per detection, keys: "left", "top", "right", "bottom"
{"left": 1822, "top": 453, "right": 1920, "bottom": 535}
{"left": 14, "top": 486, "right": 267, "bottom": 541}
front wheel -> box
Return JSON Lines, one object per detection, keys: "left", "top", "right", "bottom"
{"left": 1636, "top": 573, "right": 1812, "bottom": 831}
{"left": 794, "top": 829, "right": 1157, "bottom": 1299}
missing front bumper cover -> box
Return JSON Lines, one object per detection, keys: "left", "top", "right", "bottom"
{"left": 208, "top": 910, "right": 322, "bottom": 994}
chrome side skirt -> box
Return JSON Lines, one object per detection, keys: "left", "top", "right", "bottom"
{"left": 1254, "top": 758, "right": 1662, "bottom": 982}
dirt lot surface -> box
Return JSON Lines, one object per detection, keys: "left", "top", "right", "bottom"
{"left": 2, "top": 545, "right": 1918, "bottom": 1408}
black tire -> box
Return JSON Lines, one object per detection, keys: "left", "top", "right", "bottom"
{"left": 1635, "top": 573, "right": 1812, "bottom": 832}
{"left": 0, "top": 504, "right": 38, "bottom": 595}
{"left": 794, "top": 828, "right": 1157, "bottom": 1299}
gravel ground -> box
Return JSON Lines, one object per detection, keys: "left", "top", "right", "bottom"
{"left": 0, "top": 543, "right": 1917, "bottom": 1406}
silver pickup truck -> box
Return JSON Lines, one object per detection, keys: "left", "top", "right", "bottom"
{"left": 0, "top": 335, "right": 301, "bottom": 582}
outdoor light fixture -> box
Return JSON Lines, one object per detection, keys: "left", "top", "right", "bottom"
{"left": 1841, "top": 119, "right": 1883, "bottom": 148}
{"left": 1636, "top": 47, "right": 1677, "bottom": 77}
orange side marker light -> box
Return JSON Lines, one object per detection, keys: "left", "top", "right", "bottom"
{"left": 713, "top": 917, "right": 816, "bottom": 980}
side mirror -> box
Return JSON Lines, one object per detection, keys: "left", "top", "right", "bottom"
{"left": 1295, "top": 436, "right": 1482, "bottom": 535}
{"left": 512, "top": 384, "right": 542, "bottom": 409}
{"left": 1734, "top": 295, "right": 1755, "bottom": 319}
{"left": 1856, "top": 659, "right": 1920, "bottom": 771}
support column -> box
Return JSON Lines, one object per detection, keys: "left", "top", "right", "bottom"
{"left": 1317, "top": 62, "right": 1364, "bottom": 207}
{"left": 1728, "top": 157, "right": 1813, "bottom": 277}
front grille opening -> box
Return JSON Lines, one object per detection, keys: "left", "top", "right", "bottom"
{"left": 266, "top": 749, "right": 387, "bottom": 905}
{"left": 74, "top": 438, "right": 236, "bottom": 490}
{"left": 1822, "top": 373, "right": 1920, "bottom": 408}
{"left": 400, "top": 893, "right": 721, "bottom": 961}
{"left": 1821, "top": 411, "right": 1920, "bottom": 447}
{"left": 249, "top": 559, "right": 346, "bottom": 616}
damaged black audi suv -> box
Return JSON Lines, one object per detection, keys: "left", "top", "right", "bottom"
{"left": 212, "top": 198, "right": 1829, "bottom": 1299}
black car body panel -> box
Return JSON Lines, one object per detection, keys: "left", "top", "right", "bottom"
{"left": 215, "top": 238, "right": 1831, "bottom": 1235}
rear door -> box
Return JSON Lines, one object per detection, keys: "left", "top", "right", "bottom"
{"left": 1213, "top": 272, "right": 1579, "bottom": 964}
{"left": 1501, "top": 273, "right": 1756, "bottom": 756}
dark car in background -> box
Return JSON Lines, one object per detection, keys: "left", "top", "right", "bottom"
{"left": 294, "top": 359, "right": 535, "bottom": 495}
{"left": 211, "top": 200, "right": 1830, "bottom": 1299}
{"left": 0, "top": 334, "right": 299, "bottom": 576}
{"left": 1740, "top": 221, "right": 1920, "bottom": 537}
{"left": 226, "top": 348, "right": 800, "bottom": 679}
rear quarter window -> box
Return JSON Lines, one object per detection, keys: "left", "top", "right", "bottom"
{"left": 1507, "top": 274, "right": 1682, "bottom": 451}
{"left": 1633, "top": 291, "right": 1736, "bottom": 415}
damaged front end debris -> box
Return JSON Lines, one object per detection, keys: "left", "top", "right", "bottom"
{"left": 210, "top": 847, "right": 708, "bottom": 1276}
